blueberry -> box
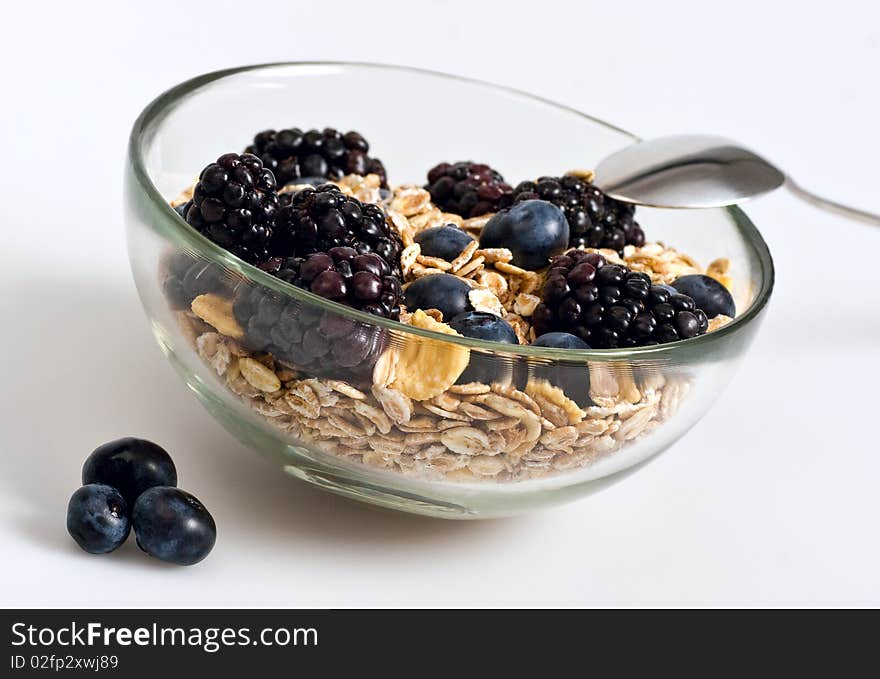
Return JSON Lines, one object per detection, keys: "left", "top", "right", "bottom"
{"left": 449, "top": 311, "right": 520, "bottom": 385}
{"left": 449, "top": 311, "right": 518, "bottom": 343}
{"left": 82, "top": 438, "right": 177, "bottom": 507}
{"left": 479, "top": 199, "right": 569, "bottom": 270}
{"left": 66, "top": 484, "right": 130, "bottom": 554}
{"left": 671, "top": 274, "right": 735, "bottom": 319}
{"left": 531, "top": 332, "right": 591, "bottom": 350}
{"left": 530, "top": 332, "right": 592, "bottom": 407}
{"left": 132, "top": 487, "right": 216, "bottom": 566}
{"left": 414, "top": 225, "right": 475, "bottom": 261}
{"left": 403, "top": 273, "right": 472, "bottom": 321}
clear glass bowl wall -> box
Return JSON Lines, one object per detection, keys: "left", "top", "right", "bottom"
{"left": 126, "top": 64, "right": 773, "bottom": 518}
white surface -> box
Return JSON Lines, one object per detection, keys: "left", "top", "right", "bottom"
{"left": 1, "top": 0, "right": 878, "bottom": 607}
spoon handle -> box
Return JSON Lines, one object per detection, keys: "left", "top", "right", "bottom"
{"left": 786, "top": 177, "right": 880, "bottom": 226}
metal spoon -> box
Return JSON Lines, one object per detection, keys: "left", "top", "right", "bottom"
{"left": 593, "top": 134, "right": 880, "bottom": 226}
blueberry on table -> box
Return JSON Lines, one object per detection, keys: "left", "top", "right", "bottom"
{"left": 403, "top": 273, "right": 473, "bottom": 322}
{"left": 414, "top": 225, "right": 475, "bottom": 261}
{"left": 478, "top": 199, "right": 569, "bottom": 270}
{"left": 449, "top": 311, "right": 520, "bottom": 385}
{"left": 82, "top": 438, "right": 177, "bottom": 507}
{"left": 133, "top": 487, "right": 216, "bottom": 566}
{"left": 671, "top": 274, "right": 735, "bottom": 319}
{"left": 66, "top": 484, "right": 130, "bottom": 554}
{"left": 530, "top": 332, "right": 592, "bottom": 407}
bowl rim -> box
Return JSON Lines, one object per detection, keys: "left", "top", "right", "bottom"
{"left": 128, "top": 60, "right": 775, "bottom": 361}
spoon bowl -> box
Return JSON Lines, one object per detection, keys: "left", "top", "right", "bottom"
{"left": 593, "top": 134, "right": 786, "bottom": 209}
{"left": 593, "top": 133, "right": 880, "bottom": 226}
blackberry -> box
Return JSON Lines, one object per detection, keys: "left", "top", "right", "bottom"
{"left": 532, "top": 250, "right": 708, "bottom": 348}
{"left": 271, "top": 247, "right": 403, "bottom": 320}
{"left": 272, "top": 184, "right": 403, "bottom": 277}
{"left": 511, "top": 175, "right": 645, "bottom": 254}
{"left": 184, "top": 153, "right": 279, "bottom": 264}
{"left": 425, "top": 161, "right": 513, "bottom": 218}
{"left": 232, "top": 283, "right": 388, "bottom": 384}
{"left": 245, "top": 127, "right": 388, "bottom": 188}
{"left": 162, "top": 250, "right": 234, "bottom": 310}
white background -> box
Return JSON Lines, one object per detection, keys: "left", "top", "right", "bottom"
{"left": 1, "top": 0, "right": 878, "bottom": 607}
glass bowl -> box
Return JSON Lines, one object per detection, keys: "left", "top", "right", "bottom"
{"left": 125, "top": 63, "right": 773, "bottom": 518}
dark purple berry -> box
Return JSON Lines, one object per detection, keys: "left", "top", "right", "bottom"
{"left": 231, "top": 239, "right": 402, "bottom": 385}
{"left": 299, "top": 252, "right": 334, "bottom": 282}
{"left": 162, "top": 253, "right": 232, "bottom": 310}
{"left": 273, "top": 186, "right": 402, "bottom": 277}
{"left": 352, "top": 271, "right": 382, "bottom": 301}
{"left": 425, "top": 161, "right": 513, "bottom": 217}
{"left": 531, "top": 250, "right": 708, "bottom": 348}
{"left": 675, "top": 310, "right": 701, "bottom": 339}
{"left": 246, "top": 127, "right": 387, "bottom": 187}
{"left": 353, "top": 253, "right": 388, "bottom": 277}
{"left": 311, "top": 270, "right": 347, "bottom": 299}
{"left": 187, "top": 153, "right": 277, "bottom": 264}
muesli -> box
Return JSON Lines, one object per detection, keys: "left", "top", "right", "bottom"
{"left": 163, "top": 128, "right": 737, "bottom": 482}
